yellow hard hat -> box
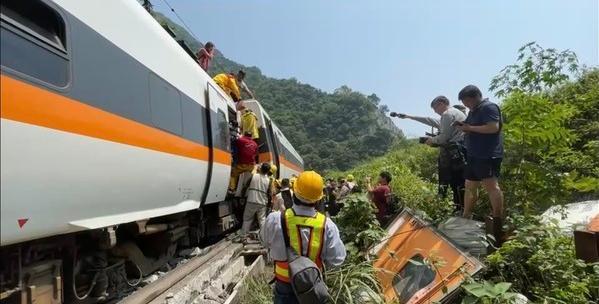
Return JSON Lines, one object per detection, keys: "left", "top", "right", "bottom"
{"left": 293, "top": 171, "right": 324, "bottom": 204}
{"left": 270, "top": 164, "right": 278, "bottom": 175}
{"left": 346, "top": 174, "right": 355, "bottom": 182}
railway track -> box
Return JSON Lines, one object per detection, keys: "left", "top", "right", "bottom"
{"left": 118, "top": 238, "right": 265, "bottom": 304}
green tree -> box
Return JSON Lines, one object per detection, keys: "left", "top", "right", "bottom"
{"left": 490, "top": 41, "right": 579, "bottom": 98}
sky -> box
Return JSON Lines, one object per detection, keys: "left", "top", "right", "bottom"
{"left": 154, "top": 0, "right": 598, "bottom": 137}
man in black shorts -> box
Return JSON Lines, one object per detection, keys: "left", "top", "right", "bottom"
{"left": 456, "top": 85, "right": 504, "bottom": 222}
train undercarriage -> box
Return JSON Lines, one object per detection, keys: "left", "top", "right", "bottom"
{"left": 0, "top": 200, "right": 239, "bottom": 304}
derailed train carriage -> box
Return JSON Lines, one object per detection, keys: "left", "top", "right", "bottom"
{"left": 0, "top": 0, "right": 303, "bottom": 302}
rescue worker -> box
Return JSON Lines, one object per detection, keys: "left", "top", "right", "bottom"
{"left": 273, "top": 178, "right": 293, "bottom": 211}
{"left": 238, "top": 102, "right": 260, "bottom": 140}
{"left": 229, "top": 132, "right": 258, "bottom": 193}
{"left": 213, "top": 70, "right": 252, "bottom": 102}
{"left": 261, "top": 171, "right": 346, "bottom": 304}
{"left": 242, "top": 163, "right": 272, "bottom": 241}
{"left": 289, "top": 174, "right": 298, "bottom": 189}
{"left": 268, "top": 164, "right": 279, "bottom": 211}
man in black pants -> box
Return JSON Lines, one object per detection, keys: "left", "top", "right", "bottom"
{"left": 392, "top": 96, "right": 467, "bottom": 212}
{"left": 456, "top": 85, "right": 504, "bottom": 246}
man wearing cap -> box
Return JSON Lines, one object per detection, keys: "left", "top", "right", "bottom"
{"left": 261, "top": 171, "right": 346, "bottom": 304}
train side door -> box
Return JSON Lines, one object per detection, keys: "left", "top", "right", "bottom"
{"left": 264, "top": 117, "right": 280, "bottom": 179}
{"left": 202, "top": 83, "right": 231, "bottom": 204}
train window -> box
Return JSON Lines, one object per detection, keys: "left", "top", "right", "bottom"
{"left": 211, "top": 109, "right": 230, "bottom": 152}
{"left": 149, "top": 73, "right": 183, "bottom": 135}
{"left": 181, "top": 97, "right": 208, "bottom": 144}
{"left": 392, "top": 255, "right": 436, "bottom": 303}
{"left": 0, "top": 0, "right": 69, "bottom": 87}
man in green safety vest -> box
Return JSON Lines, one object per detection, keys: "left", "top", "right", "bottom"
{"left": 260, "top": 171, "right": 346, "bottom": 304}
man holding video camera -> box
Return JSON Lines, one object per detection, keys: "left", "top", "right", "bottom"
{"left": 390, "top": 96, "right": 466, "bottom": 212}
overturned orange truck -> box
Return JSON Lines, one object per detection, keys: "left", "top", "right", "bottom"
{"left": 373, "top": 210, "right": 484, "bottom": 303}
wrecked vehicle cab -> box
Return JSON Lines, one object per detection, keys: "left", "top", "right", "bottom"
{"left": 373, "top": 210, "right": 484, "bottom": 303}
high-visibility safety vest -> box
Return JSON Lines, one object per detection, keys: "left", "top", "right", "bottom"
{"left": 274, "top": 208, "right": 326, "bottom": 283}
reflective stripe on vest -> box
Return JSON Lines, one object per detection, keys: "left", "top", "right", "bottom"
{"left": 274, "top": 208, "right": 326, "bottom": 282}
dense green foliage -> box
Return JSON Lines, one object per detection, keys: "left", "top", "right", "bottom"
{"left": 497, "top": 55, "right": 599, "bottom": 216}
{"left": 152, "top": 12, "right": 402, "bottom": 171}
{"left": 484, "top": 216, "right": 599, "bottom": 303}
{"left": 333, "top": 140, "right": 455, "bottom": 223}
{"left": 341, "top": 44, "right": 599, "bottom": 303}
{"left": 335, "top": 194, "right": 386, "bottom": 260}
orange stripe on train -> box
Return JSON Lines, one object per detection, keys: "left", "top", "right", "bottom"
{"left": 0, "top": 75, "right": 231, "bottom": 165}
{"left": 258, "top": 152, "right": 303, "bottom": 172}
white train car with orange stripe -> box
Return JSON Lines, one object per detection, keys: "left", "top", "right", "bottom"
{"left": 0, "top": 0, "right": 303, "bottom": 302}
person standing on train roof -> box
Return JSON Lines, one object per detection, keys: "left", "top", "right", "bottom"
{"left": 260, "top": 171, "right": 346, "bottom": 304}
{"left": 229, "top": 131, "right": 258, "bottom": 193}
{"left": 196, "top": 41, "right": 214, "bottom": 71}
{"left": 213, "top": 70, "right": 251, "bottom": 102}
{"left": 242, "top": 163, "right": 273, "bottom": 241}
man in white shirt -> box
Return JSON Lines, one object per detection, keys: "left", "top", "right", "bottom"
{"left": 391, "top": 96, "right": 467, "bottom": 212}
{"left": 261, "top": 171, "right": 346, "bottom": 303}
{"left": 242, "top": 163, "right": 272, "bottom": 239}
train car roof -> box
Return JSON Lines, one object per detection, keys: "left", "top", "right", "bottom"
{"left": 242, "top": 100, "right": 303, "bottom": 164}
{"left": 53, "top": 0, "right": 236, "bottom": 112}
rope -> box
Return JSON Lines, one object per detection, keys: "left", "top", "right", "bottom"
{"left": 159, "top": 0, "right": 200, "bottom": 42}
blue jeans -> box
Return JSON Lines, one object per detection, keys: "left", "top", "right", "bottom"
{"left": 274, "top": 281, "right": 298, "bottom": 304}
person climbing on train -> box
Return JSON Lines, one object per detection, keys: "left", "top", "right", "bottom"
{"left": 242, "top": 162, "right": 273, "bottom": 241}
{"left": 273, "top": 178, "right": 294, "bottom": 212}
{"left": 213, "top": 70, "right": 250, "bottom": 102}
{"left": 237, "top": 101, "right": 260, "bottom": 140}
{"left": 229, "top": 131, "right": 258, "bottom": 194}
{"left": 196, "top": 41, "right": 214, "bottom": 71}
{"left": 261, "top": 171, "right": 346, "bottom": 304}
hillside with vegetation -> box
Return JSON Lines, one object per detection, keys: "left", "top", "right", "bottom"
{"left": 152, "top": 12, "right": 403, "bottom": 171}
{"left": 332, "top": 44, "right": 599, "bottom": 303}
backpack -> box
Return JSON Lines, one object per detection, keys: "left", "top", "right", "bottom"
{"left": 281, "top": 212, "right": 331, "bottom": 304}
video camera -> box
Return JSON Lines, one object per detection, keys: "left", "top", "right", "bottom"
{"left": 389, "top": 112, "right": 407, "bottom": 118}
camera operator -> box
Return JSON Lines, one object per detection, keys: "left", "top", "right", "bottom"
{"left": 390, "top": 96, "right": 466, "bottom": 212}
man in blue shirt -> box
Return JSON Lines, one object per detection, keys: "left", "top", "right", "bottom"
{"left": 456, "top": 85, "right": 504, "bottom": 226}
